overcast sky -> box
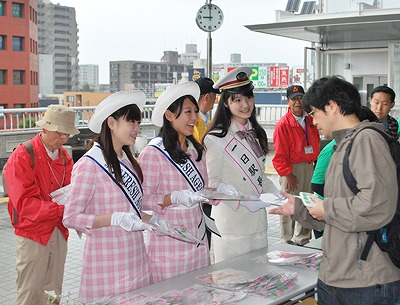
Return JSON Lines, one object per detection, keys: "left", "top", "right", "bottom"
{"left": 57, "top": 0, "right": 309, "bottom": 83}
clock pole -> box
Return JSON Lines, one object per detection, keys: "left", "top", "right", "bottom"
{"left": 207, "top": 29, "right": 212, "bottom": 78}
{"left": 207, "top": 0, "right": 212, "bottom": 78}
{"left": 196, "top": 0, "right": 223, "bottom": 79}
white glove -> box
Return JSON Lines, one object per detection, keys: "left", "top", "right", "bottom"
{"left": 171, "top": 190, "right": 209, "bottom": 207}
{"left": 216, "top": 183, "right": 239, "bottom": 196}
{"left": 240, "top": 200, "right": 271, "bottom": 212}
{"left": 111, "top": 212, "right": 152, "bottom": 232}
{"left": 148, "top": 215, "right": 171, "bottom": 236}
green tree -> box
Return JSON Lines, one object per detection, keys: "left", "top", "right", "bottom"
{"left": 19, "top": 118, "right": 36, "bottom": 129}
{"left": 80, "top": 83, "right": 93, "bottom": 92}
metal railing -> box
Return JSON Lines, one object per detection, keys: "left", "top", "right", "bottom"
{"left": 3, "top": 104, "right": 398, "bottom": 132}
{"left": 0, "top": 104, "right": 290, "bottom": 132}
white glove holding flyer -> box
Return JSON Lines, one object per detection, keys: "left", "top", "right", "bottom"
{"left": 240, "top": 200, "right": 271, "bottom": 212}
{"left": 171, "top": 189, "right": 209, "bottom": 207}
{"left": 148, "top": 215, "right": 170, "bottom": 235}
{"left": 259, "top": 192, "right": 288, "bottom": 206}
{"left": 240, "top": 192, "right": 288, "bottom": 212}
{"left": 111, "top": 212, "right": 152, "bottom": 232}
{"left": 216, "top": 183, "right": 239, "bottom": 196}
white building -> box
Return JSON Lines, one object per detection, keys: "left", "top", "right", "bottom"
{"left": 79, "top": 64, "right": 99, "bottom": 88}
{"left": 38, "top": 0, "right": 79, "bottom": 94}
{"left": 246, "top": 0, "right": 400, "bottom": 106}
{"left": 38, "top": 54, "right": 54, "bottom": 96}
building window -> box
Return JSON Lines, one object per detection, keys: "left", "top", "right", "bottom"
{"left": 0, "top": 1, "right": 5, "bottom": 16}
{"left": 0, "top": 70, "right": 6, "bottom": 84}
{"left": 13, "top": 70, "right": 24, "bottom": 85}
{"left": 12, "top": 36, "right": 23, "bottom": 51}
{"left": 66, "top": 96, "right": 74, "bottom": 103}
{"left": 12, "top": 2, "right": 23, "bottom": 18}
{"left": 0, "top": 35, "right": 5, "bottom": 50}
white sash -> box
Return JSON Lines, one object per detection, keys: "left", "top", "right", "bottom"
{"left": 148, "top": 137, "right": 220, "bottom": 242}
{"left": 148, "top": 137, "right": 205, "bottom": 192}
{"left": 207, "top": 133, "right": 263, "bottom": 195}
{"left": 84, "top": 144, "right": 143, "bottom": 218}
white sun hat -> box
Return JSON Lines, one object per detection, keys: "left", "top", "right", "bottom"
{"left": 151, "top": 82, "right": 200, "bottom": 127}
{"left": 88, "top": 91, "right": 146, "bottom": 133}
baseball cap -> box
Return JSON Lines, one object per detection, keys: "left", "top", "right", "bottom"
{"left": 195, "top": 77, "right": 220, "bottom": 96}
{"left": 287, "top": 85, "right": 305, "bottom": 100}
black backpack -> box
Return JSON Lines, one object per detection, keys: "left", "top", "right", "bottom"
{"left": 343, "top": 126, "right": 400, "bottom": 268}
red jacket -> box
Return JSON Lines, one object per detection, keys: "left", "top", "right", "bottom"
{"left": 4, "top": 134, "right": 73, "bottom": 246}
{"left": 272, "top": 110, "right": 320, "bottom": 177}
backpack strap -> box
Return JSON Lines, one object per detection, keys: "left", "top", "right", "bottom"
{"left": 22, "top": 141, "right": 34, "bottom": 167}
{"left": 23, "top": 140, "right": 66, "bottom": 166}
{"left": 343, "top": 126, "right": 392, "bottom": 195}
{"left": 343, "top": 126, "right": 392, "bottom": 262}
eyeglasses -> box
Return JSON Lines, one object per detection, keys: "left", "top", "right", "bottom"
{"left": 308, "top": 109, "right": 315, "bottom": 118}
{"left": 56, "top": 131, "right": 70, "bottom": 139}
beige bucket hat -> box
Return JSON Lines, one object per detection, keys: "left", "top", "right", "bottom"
{"left": 36, "top": 104, "right": 80, "bottom": 135}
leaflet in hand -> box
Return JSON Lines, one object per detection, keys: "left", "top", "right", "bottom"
{"left": 299, "top": 192, "right": 316, "bottom": 207}
{"left": 151, "top": 223, "right": 202, "bottom": 244}
{"left": 196, "top": 188, "right": 258, "bottom": 201}
{"left": 259, "top": 192, "right": 288, "bottom": 206}
{"left": 49, "top": 185, "right": 71, "bottom": 205}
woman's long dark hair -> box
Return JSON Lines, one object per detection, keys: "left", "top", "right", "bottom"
{"left": 95, "top": 104, "right": 143, "bottom": 183}
{"left": 158, "top": 95, "right": 204, "bottom": 164}
{"left": 204, "top": 88, "right": 269, "bottom": 154}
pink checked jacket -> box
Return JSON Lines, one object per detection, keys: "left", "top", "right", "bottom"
{"left": 63, "top": 155, "right": 151, "bottom": 303}
{"left": 138, "top": 141, "right": 211, "bottom": 283}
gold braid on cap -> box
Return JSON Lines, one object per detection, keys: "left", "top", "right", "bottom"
{"left": 219, "top": 71, "right": 251, "bottom": 90}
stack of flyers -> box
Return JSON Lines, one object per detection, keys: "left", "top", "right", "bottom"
{"left": 151, "top": 223, "right": 203, "bottom": 244}
{"left": 258, "top": 250, "right": 323, "bottom": 270}
{"left": 196, "top": 268, "right": 298, "bottom": 299}
{"left": 49, "top": 184, "right": 71, "bottom": 205}
{"left": 196, "top": 189, "right": 258, "bottom": 201}
{"left": 110, "top": 285, "right": 246, "bottom": 305}
{"left": 239, "top": 272, "right": 298, "bottom": 298}
{"left": 196, "top": 268, "right": 258, "bottom": 290}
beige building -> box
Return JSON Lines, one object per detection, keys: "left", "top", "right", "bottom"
{"left": 63, "top": 92, "right": 111, "bottom": 121}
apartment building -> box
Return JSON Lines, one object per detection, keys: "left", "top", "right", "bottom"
{"left": 78, "top": 64, "right": 99, "bottom": 88}
{"left": 38, "top": 0, "right": 79, "bottom": 94}
{"left": 0, "top": 0, "right": 39, "bottom": 109}
{"left": 110, "top": 53, "right": 187, "bottom": 96}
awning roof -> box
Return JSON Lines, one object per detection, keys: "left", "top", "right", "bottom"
{"left": 245, "top": 12, "right": 400, "bottom": 44}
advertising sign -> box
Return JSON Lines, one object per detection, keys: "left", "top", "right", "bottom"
{"left": 279, "top": 66, "right": 289, "bottom": 88}
{"left": 250, "top": 66, "right": 268, "bottom": 89}
{"left": 292, "top": 66, "right": 305, "bottom": 85}
{"left": 270, "top": 66, "right": 290, "bottom": 88}
{"left": 269, "top": 66, "right": 280, "bottom": 87}
{"left": 188, "top": 68, "right": 205, "bottom": 81}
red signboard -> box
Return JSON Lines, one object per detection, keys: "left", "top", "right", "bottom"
{"left": 279, "top": 66, "right": 289, "bottom": 88}
{"left": 269, "top": 65, "right": 290, "bottom": 88}
{"left": 269, "top": 66, "right": 280, "bottom": 87}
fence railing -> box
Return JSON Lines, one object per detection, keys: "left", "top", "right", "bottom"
{"left": 2, "top": 104, "right": 398, "bottom": 132}
{"left": 0, "top": 104, "right": 289, "bottom": 132}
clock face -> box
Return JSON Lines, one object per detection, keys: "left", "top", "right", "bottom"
{"left": 196, "top": 4, "right": 224, "bottom": 32}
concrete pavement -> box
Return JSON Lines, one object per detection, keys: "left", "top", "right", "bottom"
{"left": 0, "top": 156, "right": 282, "bottom": 304}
